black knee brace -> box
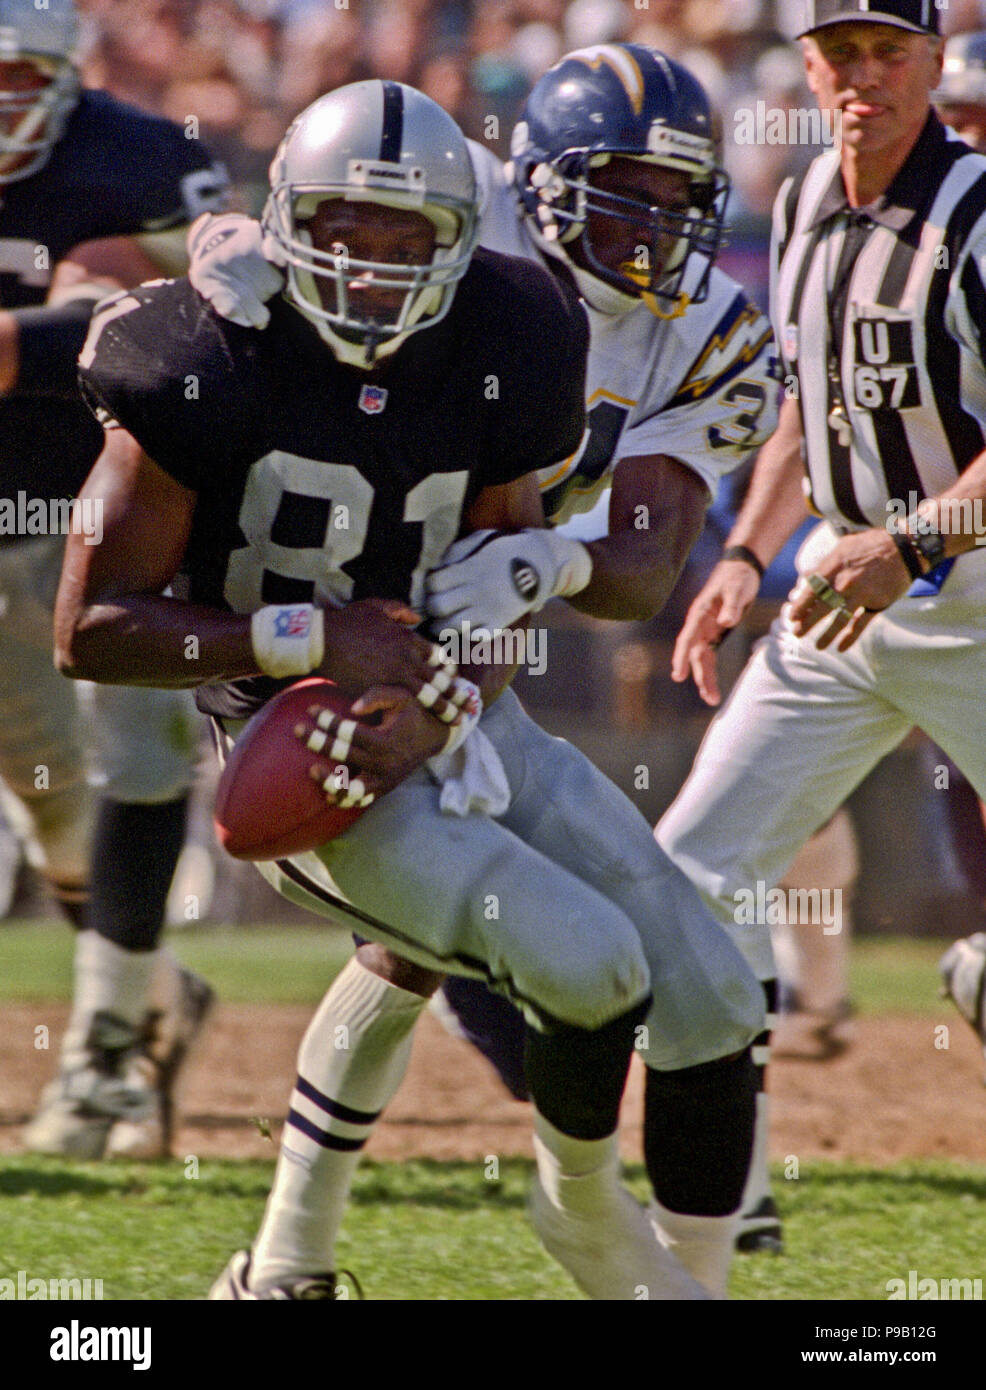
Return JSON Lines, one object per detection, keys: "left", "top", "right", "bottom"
{"left": 524, "top": 997, "right": 650, "bottom": 1140}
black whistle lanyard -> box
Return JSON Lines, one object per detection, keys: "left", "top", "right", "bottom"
{"left": 826, "top": 211, "right": 874, "bottom": 446}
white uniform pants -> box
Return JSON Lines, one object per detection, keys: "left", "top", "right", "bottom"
{"left": 242, "top": 689, "right": 764, "bottom": 1062}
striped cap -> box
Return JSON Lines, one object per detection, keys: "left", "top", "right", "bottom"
{"left": 796, "top": 0, "right": 941, "bottom": 37}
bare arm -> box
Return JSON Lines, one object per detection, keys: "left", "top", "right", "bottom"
{"left": 48, "top": 236, "right": 170, "bottom": 302}
{"left": 54, "top": 428, "right": 469, "bottom": 705}
{"left": 721, "top": 393, "right": 810, "bottom": 567}
{"left": 54, "top": 428, "right": 250, "bottom": 686}
{"left": 569, "top": 453, "right": 709, "bottom": 622}
{"left": 788, "top": 442, "right": 986, "bottom": 651}
{"left": 670, "top": 394, "right": 809, "bottom": 704}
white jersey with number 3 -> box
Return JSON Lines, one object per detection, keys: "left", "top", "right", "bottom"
{"left": 468, "top": 139, "right": 780, "bottom": 525}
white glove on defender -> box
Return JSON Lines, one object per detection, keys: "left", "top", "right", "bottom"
{"left": 187, "top": 213, "right": 285, "bottom": 328}
{"left": 426, "top": 529, "right": 592, "bottom": 632}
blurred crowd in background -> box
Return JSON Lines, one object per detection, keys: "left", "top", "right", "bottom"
{"left": 40, "top": 0, "right": 985, "bottom": 935}
{"left": 73, "top": 0, "right": 986, "bottom": 245}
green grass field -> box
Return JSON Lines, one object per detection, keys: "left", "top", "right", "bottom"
{"left": 2, "top": 923, "right": 983, "bottom": 1303}
{"left": 3, "top": 1155, "right": 986, "bottom": 1302}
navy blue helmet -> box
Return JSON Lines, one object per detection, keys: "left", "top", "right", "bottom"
{"left": 936, "top": 31, "right": 986, "bottom": 109}
{"left": 508, "top": 44, "right": 728, "bottom": 317}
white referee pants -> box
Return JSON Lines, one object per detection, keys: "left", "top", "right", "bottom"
{"left": 657, "top": 527, "right": 986, "bottom": 980}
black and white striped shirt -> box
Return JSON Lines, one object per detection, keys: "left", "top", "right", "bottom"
{"left": 772, "top": 113, "right": 986, "bottom": 528}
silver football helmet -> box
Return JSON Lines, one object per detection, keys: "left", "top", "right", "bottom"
{"left": 0, "top": 0, "right": 80, "bottom": 184}
{"left": 263, "top": 81, "right": 480, "bottom": 368}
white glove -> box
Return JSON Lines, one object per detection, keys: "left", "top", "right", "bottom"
{"left": 187, "top": 213, "right": 285, "bottom": 329}
{"left": 425, "top": 528, "right": 592, "bottom": 632}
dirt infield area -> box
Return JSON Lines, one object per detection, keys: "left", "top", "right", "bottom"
{"left": 3, "top": 1003, "right": 986, "bottom": 1163}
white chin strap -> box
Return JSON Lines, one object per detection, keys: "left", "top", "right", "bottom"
{"left": 309, "top": 316, "right": 407, "bottom": 370}
{"left": 525, "top": 211, "right": 642, "bottom": 317}
{"left": 292, "top": 270, "right": 445, "bottom": 370}
{"left": 569, "top": 263, "right": 642, "bottom": 316}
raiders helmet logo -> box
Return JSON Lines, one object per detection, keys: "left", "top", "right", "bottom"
{"left": 511, "top": 558, "right": 540, "bottom": 600}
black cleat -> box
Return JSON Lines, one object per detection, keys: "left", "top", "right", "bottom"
{"left": 735, "top": 1196, "right": 783, "bottom": 1255}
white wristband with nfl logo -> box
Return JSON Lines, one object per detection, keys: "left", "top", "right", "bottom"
{"left": 250, "top": 603, "right": 325, "bottom": 678}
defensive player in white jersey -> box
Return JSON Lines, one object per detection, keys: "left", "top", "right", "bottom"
{"left": 187, "top": 45, "right": 778, "bottom": 1294}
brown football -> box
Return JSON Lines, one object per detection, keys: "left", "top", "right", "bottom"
{"left": 214, "top": 678, "right": 369, "bottom": 860}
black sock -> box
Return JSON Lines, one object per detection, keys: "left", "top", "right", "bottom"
{"left": 440, "top": 977, "right": 529, "bottom": 1101}
{"left": 644, "top": 1044, "right": 759, "bottom": 1216}
{"left": 90, "top": 796, "right": 188, "bottom": 951}
{"left": 524, "top": 998, "right": 650, "bottom": 1140}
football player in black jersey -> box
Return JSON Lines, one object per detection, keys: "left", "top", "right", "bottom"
{"left": 0, "top": 0, "right": 227, "bottom": 1160}
{"left": 62, "top": 81, "right": 746, "bottom": 1300}
{"left": 185, "top": 45, "right": 772, "bottom": 1285}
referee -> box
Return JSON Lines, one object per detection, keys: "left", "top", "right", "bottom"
{"left": 657, "top": 0, "right": 986, "bottom": 1233}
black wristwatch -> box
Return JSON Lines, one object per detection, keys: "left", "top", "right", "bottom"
{"left": 905, "top": 515, "right": 946, "bottom": 572}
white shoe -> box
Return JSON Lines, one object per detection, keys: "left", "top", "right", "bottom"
{"left": 529, "top": 1172, "right": 711, "bottom": 1301}
{"left": 209, "top": 1250, "right": 355, "bottom": 1300}
{"left": 25, "top": 967, "right": 215, "bottom": 1160}
{"left": 23, "top": 1011, "right": 156, "bottom": 1159}
{"left": 106, "top": 965, "right": 215, "bottom": 1159}
{"left": 939, "top": 933, "right": 986, "bottom": 1078}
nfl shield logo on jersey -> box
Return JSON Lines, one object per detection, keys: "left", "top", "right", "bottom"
{"left": 358, "top": 384, "right": 388, "bottom": 415}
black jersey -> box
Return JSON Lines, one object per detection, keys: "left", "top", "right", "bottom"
{"left": 0, "top": 88, "right": 228, "bottom": 511}
{"left": 80, "top": 248, "right": 589, "bottom": 718}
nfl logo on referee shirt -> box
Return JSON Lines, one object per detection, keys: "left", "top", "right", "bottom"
{"left": 358, "top": 384, "right": 388, "bottom": 415}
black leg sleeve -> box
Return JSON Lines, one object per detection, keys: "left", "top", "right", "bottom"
{"left": 644, "top": 1045, "right": 758, "bottom": 1217}
{"left": 524, "top": 997, "right": 650, "bottom": 1140}
{"left": 90, "top": 796, "right": 188, "bottom": 951}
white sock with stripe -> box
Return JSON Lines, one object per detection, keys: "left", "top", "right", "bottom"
{"left": 249, "top": 956, "right": 427, "bottom": 1291}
